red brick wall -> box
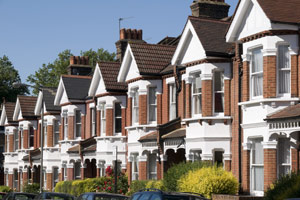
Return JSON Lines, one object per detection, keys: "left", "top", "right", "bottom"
{"left": 186, "top": 84, "right": 191, "bottom": 118}
{"left": 242, "top": 61, "right": 250, "bottom": 102}
{"left": 162, "top": 78, "right": 169, "bottom": 123}
{"left": 37, "top": 122, "right": 41, "bottom": 147}
{"left": 291, "top": 55, "right": 298, "bottom": 97}
{"left": 23, "top": 172, "right": 28, "bottom": 185}
{"left": 126, "top": 98, "right": 132, "bottom": 127}
{"left": 139, "top": 95, "right": 147, "bottom": 125}
{"left": 97, "top": 110, "right": 101, "bottom": 136}
{"left": 23, "top": 130, "right": 29, "bottom": 149}
{"left": 106, "top": 109, "right": 114, "bottom": 136}
{"left": 264, "top": 149, "right": 277, "bottom": 191}
{"left": 138, "top": 161, "right": 147, "bottom": 180}
{"left": 298, "top": 55, "right": 300, "bottom": 97}
{"left": 60, "top": 118, "right": 64, "bottom": 141}
{"left": 86, "top": 104, "right": 91, "bottom": 139}
{"left": 46, "top": 173, "right": 53, "bottom": 191}
{"left": 291, "top": 148, "right": 299, "bottom": 172}
{"left": 68, "top": 116, "right": 74, "bottom": 140}
{"left": 8, "top": 174, "right": 13, "bottom": 189}
{"left": 224, "top": 80, "right": 231, "bottom": 116}
{"left": 81, "top": 115, "right": 86, "bottom": 139}
{"left": 81, "top": 168, "right": 85, "bottom": 180}
{"left": 9, "top": 135, "right": 14, "bottom": 152}
{"left": 242, "top": 150, "right": 250, "bottom": 194}
{"left": 5, "top": 135, "right": 7, "bottom": 152}
{"left": 224, "top": 160, "right": 231, "bottom": 172}
{"left": 121, "top": 108, "right": 126, "bottom": 136}
{"left": 127, "top": 162, "right": 132, "bottom": 185}
{"left": 67, "top": 168, "right": 74, "bottom": 181}
{"left": 157, "top": 161, "right": 162, "bottom": 180}
{"left": 202, "top": 80, "right": 213, "bottom": 117}
{"left": 263, "top": 56, "right": 277, "bottom": 98}
{"left": 59, "top": 168, "right": 64, "bottom": 181}
{"left": 178, "top": 80, "right": 185, "bottom": 119}
{"left": 157, "top": 94, "right": 162, "bottom": 124}
{"left": 47, "top": 125, "right": 53, "bottom": 147}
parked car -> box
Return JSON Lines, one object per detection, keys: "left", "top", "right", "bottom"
{"left": 34, "top": 192, "right": 75, "bottom": 200}
{"left": 130, "top": 189, "right": 207, "bottom": 200}
{"left": 3, "top": 192, "right": 36, "bottom": 200}
{"left": 0, "top": 192, "right": 7, "bottom": 200}
{"left": 77, "top": 192, "right": 128, "bottom": 200}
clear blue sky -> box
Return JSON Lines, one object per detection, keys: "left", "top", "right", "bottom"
{"left": 0, "top": 0, "right": 238, "bottom": 83}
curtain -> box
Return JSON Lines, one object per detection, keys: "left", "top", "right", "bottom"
{"left": 278, "top": 45, "right": 290, "bottom": 94}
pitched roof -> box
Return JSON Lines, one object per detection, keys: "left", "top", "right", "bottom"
{"left": 139, "top": 131, "right": 157, "bottom": 142}
{"left": 4, "top": 102, "right": 17, "bottom": 123}
{"left": 157, "top": 36, "right": 181, "bottom": 46}
{"left": 98, "top": 62, "right": 127, "bottom": 92}
{"left": 18, "top": 96, "right": 37, "bottom": 118}
{"left": 130, "top": 42, "right": 176, "bottom": 75}
{"left": 188, "top": 16, "right": 235, "bottom": 56}
{"left": 42, "top": 87, "right": 60, "bottom": 112}
{"left": 266, "top": 104, "right": 300, "bottom": 120}
{"left": 62, "top": 75, "right": 91, "bottom": 100}
{"left": 257, "top": 0, "right": 300, "bottom": 24}
{"left": 161, "top": 128, "right": 186, "bottom": 139}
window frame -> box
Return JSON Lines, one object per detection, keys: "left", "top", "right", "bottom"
{"left": 14, "top": 129, "right": 18, "bottom": 151}
{"left": 74, "top": 162, "right": 81, "bottom": 180}
{"left": 53, "top": 167, "right": 59, "bottom": 188}
{"left": 250, "top": 138, "right": 264, "bottom": 195}
{"left": 192, "top": 72, "right": 202, "bottom": 117}
{"left": 277, "top": 44, "right": 291, "bottom": 97}
{"left": 63, "top": 110, "right": 68, "bottom": 140}
{"left": 169, "top": 83, "right": 176, "bottom": 121}
{"left": 91, "top": 107, "right": 96, "bottom": 137}
{"left": 53, "top": 119, "right": 60, "bottom": 146}
{"left": 131, "top": 154, "right": 139, "bottom": 181}
{"left": 148, "top": 86, "right": 157, "bottom": 123}
{"left": 114, "top": 102, "right": 122, "bottom": 135}
{"left": 20, "top": 125, "right": 23, "bottom": 149}
{"left": 29, "top": 126, "right": 34, "bottom": 148}
{"left": 277, "top": 137, "right": 291, "bottom": 178}
{"left": 43, "top": 120, "right": 47, "bottom": 147}
{"left": 147, "top": 153, "right": 157, "bottom": 180}
{"left": 75, "top": 110, "right": 82, "bottom": 138}
{"left": 213, "top": 70, "right": 225, "bottom": 114}
{"left": 132, "top": 88, "right": 139, "bottom": 124}
{"left": 250, "top": 47, "right": 264, "bottom": 99}
{"left": 100, "top": 103, "right": 106, "bottom": 136}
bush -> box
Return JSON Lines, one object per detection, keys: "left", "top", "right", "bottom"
{"left": 145, "top": 180, "right": 165, "bottom": 191}
{"left": 163, "top": 161, "right": 208, "bottom": 191}
{"left": 0, "top": 185, "right": 12, "bottom": 193}
{"left": 126, "top": 180, "right": 148, "bottom": 196}
{"left": 177, "top": 166, "right": 239, "bottom": 199}
{"left": 265, "top": 173, "right": 300, "bottom": 200}
{"left": 22, "top": 182, "right": 40, "bottom": 194}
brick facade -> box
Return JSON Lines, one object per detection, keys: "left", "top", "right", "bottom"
{"left": 224, "top": 79, "right": 231, "bottom": 116}
{"left": 47, "top": 125, "right": 53, "bottom": 147}
{"left": 8, "top": 174, "right": 13, "bottom": 189}
{"left": 242, "top": 149, "right": 250, "bottom": 194}
{"left": 81, "top": 115, "right": 86, "bottom": 139}
{"left": 242, "top": 61, "right": 250, "bottom": 102}
{"left": 67, "top": 168, "right": 74, "bottom": 181}
{"left": 157, "top": 94, "right": 162, "bottom": 124}
{"left": 68, "top": 116, "right": 74, "bottom": 140}
{"left": 162, "top": 79, "right": 169, "bottom": 123}
{"left": 23, "top": 130, "right": 29, "bottom": 149}
{"left": 138, "top": 161, "right": 147, "bottom": 180}
{"left": 121, "top": 108, "right": 126, "bottom": 136}
{"left": 202, "top": 80, "right": 213, "bottom": 117}
{"left": 127, "top": 162, "right": 132, "bottom": 185}
{"left": 291, "top": 55, "right": 298, "bottom": 97}
{"left": 46, "top": 173, "right": 53, "bottom": 191}
{"left": 263, "top": 56, "right": 277, "bottom": 98}
{"left": 264, "top": 149, "right": 277, "bottom": 191}
{"left": 126, "top": 98, "right": 132, "bottom": 127}
{"left": 139, "top": 95, "right": 147, "bottom": 125}
{"left": 291, "top": 148, "right": 299, "bottom": 172}
{"left": 186, "top": 83, "right": 192, "bottom": 118}
{"left": 9, "top": 134, "right": 14, "bottom": 152}
{"left": 106, "top": 109, "right": 114, "bottom": 136}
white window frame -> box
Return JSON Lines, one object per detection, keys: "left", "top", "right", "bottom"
{"left": 131, "top": 154, "right": 139, "bottom": 181}
{"left": 277, "top": 137, "right": 291, "bottom": 178}
{"left": 250, "top": 138, "right": 264, "bottom": 196}
{"left": 29, "top": 126, "right": 34, "bottom": 148}
{"left": 277, "top": 44, "right": 291, "bottom": 97}
{"left": 250, "top": 47, "right": 264, "bottom": 99}
{"left": 213, "top": 71, "right": 224, "bottom": 114}
{"left": 63, "top": 165, "right": 67, "bottom": 180}
{"left": 190, "top": 150, "right": 202, "bottom": 162}
{"left": 132, "top": 88, "right": 139, "bottom": 124}
{"left": 43, "top": 120, "right": 47, "bottom": 147}
{"left": 192, "top": 72, "right": 202, "bottom": 117}
{"left": 148, "top": 86, "right": 157, "bottom": 123}
{"left": 169, "top": 83, "right": 176, "bottom": 121}
{"left": 91, "top": 107, "right": 96, "bottom": 137}
{"left": 114, "top": 102, "right": 122, "bottom": 135}
{"left": 54, "top": 120, "right": 60, "bottom": 146}
{"left": 63, "top": 110, "right": 68, "bottom": 140}
{"left": 74, "top": 162, "right": 81, "bottom": 180}
{"left": 53, "top": 167, "right": 59, "bottom": 188}
{"left": 20, "top": 125, "right": 23, "bottom": 149}
{"left": 6, "top": 130, "right": 9, "bottom": 152}
{"left": 75, "top": 110, "right": 81, "bottom": 138}
{"left": 147, "top": 153, "right": 157, "bottom": 180}
{"left": 14, "top": 129, "right": 18, "bottom": 151}
{"left": 100, "top": 103, "right": 106, "bottom": 136}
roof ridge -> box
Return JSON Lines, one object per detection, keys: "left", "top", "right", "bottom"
{"left": 62, "top": 75, "right": 92, "bottom": 79}
{"left": 188, "top": 15, "right": 230, "bottom": 24}
{"left": 98, "top": 61, "right": 120, "bottom": 65}
{"left": 129, "top": 41, "right": 177, "bottom": 48}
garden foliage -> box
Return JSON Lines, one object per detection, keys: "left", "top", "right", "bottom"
{"left": 0, "top": 185, "right": 12, "bottom": 193}
{"left": 22, "top": 182, "right": 40, "bottom": 194}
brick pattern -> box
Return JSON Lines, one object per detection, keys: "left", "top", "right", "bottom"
{"left": 224, "top": 160, "right": 231, "bottom": 172}
{"left": 9, "top": 134, "right": 14, "bottom": 152}
{"left": 97, "top": 110, "right": 101, "bottom": 136}
{"left": 127, "top": 162, "right": 132, "bottom": 185}
{"left": 81, "top": 115, "right": 86, "bottom": 139}
{"left": 23, "top": 130, "right": 29, "bottom": 149}
{"left": 47, "top": 125, "right": 53, "bottom": 147}
{"left": 37, "top": 122, "right": 41, "bottom": 147}
{"left": 106, "top": 109, "right": 114, "bottom": 136}
{"left": 60, "top": 118, "right": 64, "bottom": 141}
{"left": 138, "top": 161, "right": 147, "bottom": 180}
{"left": 224, "top": 80, "right": 231, "bottom": 116}
{"left": 178, "top": 80, "right": 185, "bottom": 119}
{"left": 60, "top": 168, "right": 64, "bottom": 181}
{"left": 23, "top": 172, "right": 28, "bottom": 185}
{"left": 8, "top": 174, "right": 13, "bottom": 189}
{"left": 291, "top": 148, "right": 299, "bottom": 172}
{"left": 264, "top": 149, "right": 277, "bottom": 191}
{"left": 291, "top": 55, "right": 298, "bottom": 97}
{"left": 242, "top": 61, "right": 250, "bottom": 102}
{"left": 162, "top": 79, "right": 169, "bottom": 123}
{"left": 121, "top": 108, "right": 126, "bottom": 136}
{"left": 81, "top": 168, "right": 85, "bottom": 180}
{"left": 46, "top": 173, "right": 53, "bottom": 191}
{"left": 202, "top": 80, "right": 213, "bottom": 117}
{"left": 263, "top": 56, "right": 277, "bottom": 98}
{"left": 126, "top": 98, "right": 132, "bottom": 127}
{"left": 298, "top": 55, "right": 300, "bottom": 97}
{"left": 242, "top": 150, "right": 250, "bottom": 194}
{"left": 186, "top": 84, "right": 192, "bottom": 118}
{"left": 157, "top": 94, "right": 162, "bottom": 124}
{"left": 5, "top": 135, "right": 7, "bottom": 152}
{"left": 67, "top": 168, "right": 74, "bottom": 181}
{"left": 86, "top": 104, "right": 91, "bottom": 139}
{"left": 68, "top": 116, "right": 74, "bottom": 140}
{"left": 139, "top": 95, "right": 147, "bottom": 125}
{"left": 157, "top": 161, "right": 162, "bottom": 180}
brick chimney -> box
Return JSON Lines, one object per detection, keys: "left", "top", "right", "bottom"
{"left": 190, "top": 0, "right": 230, "bottom": 19}
{"left": 115, "top": 28, "right": 145, "bottom": 62}
{"left": 67, "top": 56, "right": 92, "bottom": 76}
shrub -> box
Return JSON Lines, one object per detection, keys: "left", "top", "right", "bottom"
{"left": 145, "top": 180, "right": 165, "bottom": 191}
{"left": 0, "top": 185, "right": 12, "bottom": 193}
{"left": 126, "top": 180, "right": 148, "bottom": 196}
{"left": 163, "top": 161, "right": 208, "bottom": 191}
{"left": 265, "top": 173, "right": 300, "bottom": 200}
{"left": 22, "top": 182, "right": 40, "bottom": 194}
{"left": 177, "top": 166, "right": 239, "bottom": 199}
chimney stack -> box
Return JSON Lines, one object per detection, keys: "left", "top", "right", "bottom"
{"left": 190, "top": 0, "right": 230, "bottom": 19}
{"left": 68, "top": 56, "right": 92, "bottom": 76}
{"left": 116, "top": 28, "right": 144, "bottom": 62}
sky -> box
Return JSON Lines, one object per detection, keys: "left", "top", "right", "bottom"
{"left": 0, "top": 0, "right": 238, "bottom": 83}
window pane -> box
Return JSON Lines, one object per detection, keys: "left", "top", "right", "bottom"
{"left": 252, "top": 74, "right": 263, "bottom": 97}
{"left": 252, "top": 48, "right": 263, "bottom": 73}
{"left": 279, "top": 71, "right": 290, "bottom": 94}
{"left": 215, "top": 93, "right": 224, "bottom": 113}
{"left": 76, "top": 110, "right": 81, "bottom": 123}
{"left": 278, "top": 45, "right": 290, "bottom": 69}
{"left": 253, "top": 166, "right": 264, "bottom": 191}
{"left": 115, "top": 103, "right": 121, "bottom": 117}
{"left": 214, "top": 71, "right": 223, "bottom": 92}
{"left": 193, "top": 75, "right": 202, "bottom": 93}
{"left": 193, "top": 95, "right": 201, "bottom": 114}
{"left": 252, "top": 139, "right": 263, "bottom": 164}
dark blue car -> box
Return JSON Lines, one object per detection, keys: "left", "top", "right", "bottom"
{"left": 77, "top": 192, "right": 128, "bottom": 200}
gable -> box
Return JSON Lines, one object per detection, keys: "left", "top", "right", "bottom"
{"left": 34, "top": 91, "right": 43, "bottom": 115}
{"left": 88, "top": 64, "right": 107, "bottom": 96}
{"left": 118, "top": 45, "right": 140, "bottom": 82}
{"left": 227, "top": 0, "right": 271, "bottom": 42}
{"left": 13, "top": 98, "right": 21, "bottom": 121}
{"left": 54, "top": 77, "right": 69, "bottom": 106}
{"left": 171, "top": 20, "right": 206, "bottom": 65}
{"left": 0, "top": 106, "right": 6, "bottom": 125}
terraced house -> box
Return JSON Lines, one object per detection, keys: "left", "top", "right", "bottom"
{"left": 1, "top": 0, "right": 300, "bottom": 196}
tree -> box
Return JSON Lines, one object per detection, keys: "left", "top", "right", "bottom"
{"left": 0, "top": 55, "right": 28, "bottom": 104}
{"left": 27, "top": 49, "right": 116, "bottom": 95}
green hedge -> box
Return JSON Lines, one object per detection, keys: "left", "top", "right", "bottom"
{"left": 265, "top": 172, "right": 300, "bottom": 200}
{"left": 0, "top": 186, "right": 12, "bottom": 193}
{"left": 22, "top": 182, "right": 40, "bottom": 194}
{"left": 163, "top": 161, "right": 209, "bottom": 192}
{"left": 126, "top": 180, "right": 165, "bottom": 196}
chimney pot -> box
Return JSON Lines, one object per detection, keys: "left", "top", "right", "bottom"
{"left": 132, "top": 29, "right": 138, "bottom": 40}
{"left": 70, "top": 56, "right": 75, "bottom": 65}
{"left": 126, "top": 29, "right": 132, "bottom": 39}
{"left": 120, "top": 28, "right": 126, "bottom": 40}
{"left": 137, "top": 29, "right": 143, "bottom": 40}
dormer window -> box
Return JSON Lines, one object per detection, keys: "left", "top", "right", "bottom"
{"left": 277, "top": 45, "right": 291, "bottom": 95}
{"left": 169, "top": 84, "right": 176, "bottom": 121}
{"left": 192, "top": 72, "right": 202, "bottom": 116}
{"left": 75, "top": 110, "right": 81, "bottom": 138}
{"left": 251, "top": 48, "right": 263, "bottom": 98}
{"left": 148, "top": 87, "right": 157, "bottom": 123}
{"left": 214, "top": 71, "right": 224, "bottom": 113}
{"left": 132, "top": 88, "right": 139, "bottom": 124}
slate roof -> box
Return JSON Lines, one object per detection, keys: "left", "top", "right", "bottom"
{"left": 139, "top": 131, "right": 157, "bottom": 142}
{"left": 98, "top": 62, "right": 127, "bottom": 92}
{"left": 42, "top": 87, "right": 60, "bottom": 112}
{"left": 4, "top": 102, "right": 17, "bottom": 123}
{"left": 266, "top": 104, "right": 300, "bottom": 120}
{"left": 257, "top": 0, "right": 300, "bottom": 24}
{"left": 18, "top": 96, "right": 37, "bottom": 119}
{"left": 189, "top": 16, "right": 234, "bottom": 56}
{"left": 62, "top": 75, "right": 91, "bottom": 100}
{"left": 129, "top": 42, "right": 176, "bottom": 75}
{"left": 157, "top": 36, "right": 181, "bottom": 46}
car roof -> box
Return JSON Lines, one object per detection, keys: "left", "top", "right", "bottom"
{"left": 81, "top": 192, "right": 128, "bottom": 197}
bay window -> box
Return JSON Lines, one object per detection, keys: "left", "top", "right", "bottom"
{"left": 277, "top": 45, "right": 291, "bottom": 95}
{"left": 29, "top": 127, "right": 34, "bottom": 147}
{"left": 53, "top": 167, "right": 59, "bottom": 187}
{"left": 192, "top": 73, "right": 202, "bottom": 116}
{"left": 132, "top": 88, "right": 139, "bottom": 124}
{"left": 75, "top": 110, "right": 81, "bottom": 138}
{"left": 63, "top": 110, "right": 68, "bottom": 140}
{"left": 169, "top": 84, "right": 176, "bottom": 120}
{"left": 74, "top": 162, "right": 81, "bottom": 180}
{"left": 251, "top": 138, "right": 264, "bottom": 192}
{"left": 148, "top": 153, "right": 157, "bottom": 180}
{"left": 132, "top": 154, "right": 139, "bottom": 181}
{"left": 91, "top": 108, "right": 96, "bottom": 136}
{"left": 14, "top": 129, "right": 18, "bottom": 151}
{"left": 114, "top": 103, "right": 122, "bottom": 135}
{"left": 148, "top": 87, "right": 157, "bottom": 123}
{"left": 251, "top": 48, "right": 263, "bottom": 98}
{"left": 54, "top": 120, "right": 60, "bottom": 145}
{"left": 20, "top": 125, "right": 23, "bottom": 149}
{"left": 100, "top": 103, "right": 106, "bottom": 136}
{"left": 278, "top": 138, "right": 290, "bottom": 177}
{"left": 214, "top": 71, "right": 224, "bottom": 113}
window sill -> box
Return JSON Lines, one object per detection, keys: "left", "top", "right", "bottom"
{"left": 239, "top": 97, "right": 300, "bottom": 108}
{"left": 182, "top": 115, "right": 232, "bottom": 123}
{"left": 59, "top": 140, "right": 81, "bottom": 145}
{"left": 43, "top": 147, "right": 60, "bottom": 152}
{"left": 3, "top": 152, "right": 18, "bottom": 156}
{"left": 125, "top": 124, "right": 157, "bottom": 131}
